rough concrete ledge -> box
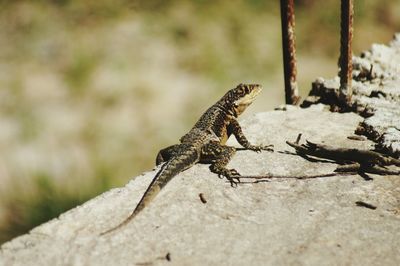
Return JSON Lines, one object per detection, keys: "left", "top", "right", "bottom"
{"left": 302, "top": 33, "right": 400, "bottom": 157}
{"left": 1, "top": 105, "right": 399, "bottom": 266}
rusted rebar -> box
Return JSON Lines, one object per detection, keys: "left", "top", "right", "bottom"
{"left": 280, "top": 0, "right": 300, "bottom": 105}
{"left": 338, "top": 0, "right": 354, "bottom": 105}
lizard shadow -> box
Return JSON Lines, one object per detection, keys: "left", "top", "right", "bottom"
{"left": 357, "top": 170, "right": 374, "bottom": 181}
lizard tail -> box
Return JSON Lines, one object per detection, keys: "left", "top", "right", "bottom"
{"left": 100, "top": 144, "right": 200, "bottom": 235}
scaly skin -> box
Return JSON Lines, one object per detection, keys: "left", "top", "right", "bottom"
{"left": 100, "top": 83, "right": 273, "bottom": 235}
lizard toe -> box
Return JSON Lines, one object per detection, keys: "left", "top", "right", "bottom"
{"left": 227, "top": 176, "right": 240, "bottom": 187}
{"left": 263, "top": 144, "right": 274, "bottom": 152}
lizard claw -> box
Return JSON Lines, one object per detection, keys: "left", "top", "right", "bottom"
{"left": 248, "top": 145, "right": 262, "bottom": 153}
{"left": 212, "top": 168, "right": 241, "bottom": 187}
{"left": 248, "top": 144, "right": 274, "bottom": 153}
{"left": 226, "top": 169, "right": 241, "bottom": 187}
{"left": 229, "top": 179, "right": 238, "bottom": 187}
{"left": 262, "top": 144, "right": 274, "bottom": 152}
{"left": 227, "top": 176, "right": 240, "bottom": 187}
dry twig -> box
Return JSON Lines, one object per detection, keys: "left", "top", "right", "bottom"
{"left": 286, "top": 134, "right": 400, "bottom": 175}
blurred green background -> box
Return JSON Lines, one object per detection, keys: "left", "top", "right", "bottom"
{"left": 0, "top": 0, "right": 398, "bottom": 244}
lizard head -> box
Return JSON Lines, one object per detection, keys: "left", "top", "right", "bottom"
{"left": 220, "top": 83, "right": 262, "bottom": 117}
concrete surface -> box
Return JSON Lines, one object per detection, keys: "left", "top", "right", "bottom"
{"left": 303, "top": 33, "right": 400, "bottom": 158}
{"left": 1, "top": 105, "right": 399, "bottom": 266}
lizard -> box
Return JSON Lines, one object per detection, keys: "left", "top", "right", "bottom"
{"left": 100, "top": 83, "right": 273, "bottom": 235}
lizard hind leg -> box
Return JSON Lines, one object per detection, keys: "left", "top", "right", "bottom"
{"left": 201, "top": 142, "right": 240, "bottom": 187}
{"left": 156, "top": 144, "right": 181, "bottom": 165}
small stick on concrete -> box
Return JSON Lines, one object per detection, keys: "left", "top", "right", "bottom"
{"left": 347, "top": 135, "right": 366, "bottom": 141}
{"left": 295, "top": 133, "right": 302, "bottom": 144}
{"left": 239, "top": 172, "right": 346, "bottom": 181}
{"left": 280, "top": 0, "right": 300, "bottom": 105}
{"left": 199, "top": 193, "right": 207, "bottom": 204}
{"left": 355, "top": 201, "right": 377, "bottom": 210}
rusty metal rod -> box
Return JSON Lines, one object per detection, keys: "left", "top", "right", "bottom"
{"left": 280, "top": 0, "right": 300, "bottom": 105}
{"left": 339, "top": 0, "right": 354, "bottom": 105}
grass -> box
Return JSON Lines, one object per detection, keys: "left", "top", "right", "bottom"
{"left": 63, "top": 50, "right": 99, "bottom": 94}
{"left": 0, "top": 172, "right": 112, "bottom": 244}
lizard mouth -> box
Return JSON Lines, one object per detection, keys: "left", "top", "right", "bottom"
{"left": 235, "top": 85, "right": 262, "bottom": 106}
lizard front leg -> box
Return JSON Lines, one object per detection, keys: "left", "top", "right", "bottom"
{"left": 201, "top": 142, "right": 240, "bottom": 187}
{"left": 228, "top": 119, "right": 273, "bottom": 152}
